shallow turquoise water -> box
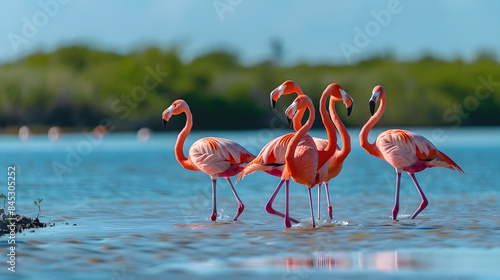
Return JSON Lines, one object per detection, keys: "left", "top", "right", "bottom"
{"left": 0, "top": 127, "right": 499, "bottom": 279}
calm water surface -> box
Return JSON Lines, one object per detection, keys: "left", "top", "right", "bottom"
{"left": 0, "top": 127, "right": 499, "bottom": 279}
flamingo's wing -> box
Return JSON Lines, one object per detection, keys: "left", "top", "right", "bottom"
{"left": 313, "top": 137, "right": 340, "bottom": 163}
{"left": 236, "top": 133, "right": 295, "bottom": 181}
{"left": 189, "top": 137, "right": 255, "bottom": 176}
{"left": 376, "top": 129, "right": 430, "bottom": 168}
{"left": 376, "top": 129, "right": 463, "bottom": 173}
{"left": 313, "top": 137, "right": 328, "bottom": 151}
{"left": 211, "top": 137, "right": 256, "bottom": 164}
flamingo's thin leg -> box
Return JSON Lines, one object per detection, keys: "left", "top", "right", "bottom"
{"left": 324, "top": 182, "right": 333, "bottom": 220}
{"left": 210, "top": 178, "right": 217, "bottom": 221}
{"left": 392, "top": 172, "right": 402, "bottom": 220}
{"left": 265, "top": 180, "right": 299, "bottom": 224}
{"left": 265, "top": 179, "right": 284, "bottom": 215}
{"left": 317, "top": 184, "right": 321, "bottom": 220}
{"left": 284, "top": 180, "right": 291, "bottom": 228}
{"left": 308, "top": 187, "right": 316, "bottom": 228}
{"left": 225, "top": 177, "right": 244, "bottom": 221}
{"left": 408, "top": 172, "right": 428, "bottom": 219}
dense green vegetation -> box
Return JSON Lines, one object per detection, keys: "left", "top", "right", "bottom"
{"left": 0, "top": 46, "right": 498, "bottom": 132}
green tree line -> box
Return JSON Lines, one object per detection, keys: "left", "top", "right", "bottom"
{"left": 0, "top": 46, "right": 498, "bottom": 132}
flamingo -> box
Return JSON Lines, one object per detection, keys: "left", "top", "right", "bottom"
{"left": 237, "top": 83, "right": 352, "bottom": 227}
{"left": 359, "top": 85, "right": 465, "bottom": 220}
{"left": 162, "top": 99, "right": 256, "bottom": 222}
{"left": 283, "top": 95, "right": 330, "bottom": 228}
{"left": 270, "top": 80, "right": 353, "bottom": 220}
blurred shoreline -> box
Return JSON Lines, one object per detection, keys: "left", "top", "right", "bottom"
{"left": 1, "top": 46, "right": 499, "bottom": 131}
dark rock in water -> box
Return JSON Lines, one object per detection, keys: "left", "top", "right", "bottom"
{"left": 18, "top": 215, "right": 32, "bottom": 224}
{"left": 0, "top": 211, "right": 48, "bottom": 236}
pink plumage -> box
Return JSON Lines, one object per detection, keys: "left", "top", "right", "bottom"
{"left": 263, "top": 80, "right": 354, "bottom": 223}
{"left": 376, "top": 129, "right": 464, "bottom": 174}
{"left": 163, "top": 100, "right": 255, "bottom": 222}
{"left": 360, "top": 86, "right": 464, "bottom": 220}
{"left": 190, "top": 137, "right": 255, "bottom": 178}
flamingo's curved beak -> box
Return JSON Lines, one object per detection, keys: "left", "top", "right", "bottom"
{"left": 287, "top": 116, "right": 293, "bottom": 128}
{"left": 270, "top": 90, "right": 278, "bottom": 109}
{"left": 339, "top": 89, "right": 354, "bottom": 116}
{"left": 270, "top": 84, "right": 286, "bottom": 109}
{"left": 162, "top": 105, "right": 174, "bottom": 129}
{"left": 285, "top": 101, "right": 297, "bottom": 128}
{"left": 369, "top": 91, "right": 380, "bottom": 116}
{"left": 369, "top": 100, "right": 376, "bottom": 116}
{"left": 341, "top": 90, "right": 354, "bottom": 117}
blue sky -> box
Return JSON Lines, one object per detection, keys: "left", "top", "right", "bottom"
{"left": 1, "top": 0, "right": 499, "bottom": 65}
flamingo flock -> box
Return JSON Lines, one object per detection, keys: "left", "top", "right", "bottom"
{"left": 162, "top": 82, "right": 464, "bottom": 228}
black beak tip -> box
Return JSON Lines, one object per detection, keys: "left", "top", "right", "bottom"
{"left": 287, "top": 117, "right": 293, "bottom": 128}
{"left": 271, "top": 100, "right": 277, "bottom": 109}
{"left": 162, "top": 119, "right": 168, "bottom": 129}
{"left": 347, "top": 105, "right": 352, "bottom": 117}
{"left": 369, "top": 101, "right": 375, "bottom": 116}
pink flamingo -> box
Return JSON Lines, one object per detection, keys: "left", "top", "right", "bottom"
{"left": 162, "top": 99, "right": 256, "bottom": 221}
{"left": 359, "top": 85, "right": 465, "bottom": 220}
{"left": 270, "top": 80, "right": 353, "bottom": 220}
{"left": 283, "top": 95, "right": 330, "bottom": 228}
{"left": 237, "top": 83, "right": 352, "bottom": 227}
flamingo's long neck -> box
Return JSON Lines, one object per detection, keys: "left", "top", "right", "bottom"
{"left": 286, "top": 103, "right": 315, "bottom": 176}
{"left": 360, "top": 97, "right": 385, "bottom": 159}
{"left": 329, "top": 98, "right": 351, "bottom": 164}
{"left": 175, "top": 109, "right": 198, "bottom": 171}
{"left": 317, "top": 92, "right": 337, "bottom": 169}
{"left": 292, "top": 88, "right": 305, "bottom": 130}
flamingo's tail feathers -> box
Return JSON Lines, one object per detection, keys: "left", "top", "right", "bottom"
{"left": 235, "top": 170, "right": 245, "bottom": 184}
{"left": 235, "top": 159, "right": 260, "bottom": 183}
{"left": 438, "top": 151, "right": 465, "bottom": 174}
